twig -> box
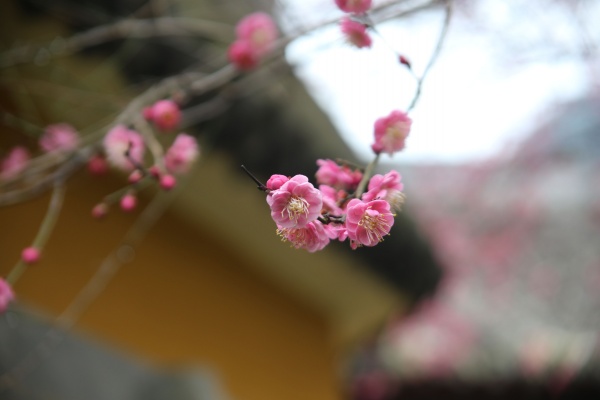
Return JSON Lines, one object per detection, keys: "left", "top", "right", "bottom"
{"left": 5, "top": 179, "right": 66, "bottom": 285}
{"left": 0, "top": 17, "right": 234, "bottom": 68}
{"left": 406, "top": 0, "right": 453, "bottom": 112}
{"left": 57, "top": 184, "right": 180, "bottom": 329}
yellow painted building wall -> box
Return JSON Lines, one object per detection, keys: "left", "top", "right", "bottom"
{"left": 0, "top": 170, "right": 341, "bottom": 400}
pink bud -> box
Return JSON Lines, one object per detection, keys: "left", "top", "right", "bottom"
{"left": 128, "top": 169, "right": 144, "bottom": 184}
{"left": 120, "top": 194, "right": 137, "bottom": 212}
{"left": 160, "top": 174, "right": 176, "bottom": 191}
{"left": 146, "top": 100, "right": 181, "bottom": 132}
{"left": 87, "top": 154, "right": 108, "bottom": 176}
{"left": 228, "top": 40, "right": 259, "bottom": 70}
{"left": 148, "top": 165, "right": 162, "bottom": 179}
{"left": 92, "top": 203, "right": 108, "bottom": 219}
{"left": 399, "top": 55, "right": 411, "bottom": 69}
{"left": 0, "top": 278, "right": 15, "bottom": 314}
{"left": 21, "top": 247, "right": 40, "bottom": 264}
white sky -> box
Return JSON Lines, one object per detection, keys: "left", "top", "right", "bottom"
{"left": 279, "top": 0, "right": 598, "bottom": 164}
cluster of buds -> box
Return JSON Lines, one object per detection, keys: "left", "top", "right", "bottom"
{"left": 95, "top": 99, "right": 199, "bottom": 216}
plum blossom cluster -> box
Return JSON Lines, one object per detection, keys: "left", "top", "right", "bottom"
{"left": 262, "top": 160, "right": 404, "bottom": 252}
{"left": 227, "top": 12, "right": 279, "bottom": 70}
{"left": 98, "top": 99, "right": 199, "bottom": 215}
{"left": 246, "top": 106, "right": 411, "bottom": 252}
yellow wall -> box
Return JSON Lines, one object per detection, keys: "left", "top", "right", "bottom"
{"left": 0, "top": 170, "right": 340, "bottom": 400}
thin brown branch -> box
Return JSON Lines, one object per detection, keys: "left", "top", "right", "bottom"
{"left": 407, "top": 0, "right": 453, "bottom": 112}
{"left": 0, "top": 17, "right": 234, "bottom": 68}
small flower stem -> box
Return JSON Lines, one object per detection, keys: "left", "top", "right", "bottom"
{"left": 240, "top": 165, "right": 267, "bottom": 191}
{"left": 406, "top": 0, "right": 453, "bottom": 113}
{"left": 6, "top": 179, "right": 65, "bottom": 285}
{"left": 355, "top": 153, "right": 380, "bottom": 199}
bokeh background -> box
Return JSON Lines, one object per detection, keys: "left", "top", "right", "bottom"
{"left": 1, "top": 0, "right": 599, "bottom": 399}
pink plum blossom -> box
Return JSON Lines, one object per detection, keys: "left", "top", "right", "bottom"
{"left": 103, "top": 125, "right": 145, "bottom": 171}
{"left": 21, "top": 247, "right": 40, "bottom": 264}
{"left": 335, "top": 0, "right": 372, "bottom": 14}
{"left": 143, "top": 100, "right": 181, "bottom": 132}
{"left": 362, "top": 170, "right": 405, "bottom": 211}
{"left": 1, "top": 146, "right": 30, "bottom": 180}
{"left": 164, "top": 133, "right": 199, "bottom": 174}
{"left": 87, "top": 154, "right": 108, "bottom": 176}
{"left": 228, "top": 12, "right": 278, "bottom": 70}
{"left": 372, "top": 110, "right": 412, "bottom": 156}
{"left": 315, "top": 159, "right": 362, "bottom": 191}
{"left": 235, "top": 12, "right": 278, "bottom": 57}
{"left": 323, "top": 222, "right": 349, "bottom": 242}
{"left": 277, "top": 220, "right": 330, "bottom": 252}
{"left": 340, "top": 17, "right": 372, "bottom": 49}
{"left": 39, "top": 123, "right": 80, "bottom": 153}
{"left": 345, "top": 199, "right": 394, "bottom": 247}
{"left": 0, "top": 278, "right": 14, "bottom": 314}
{"left": 266, "top": 174, "right": 322, "bottom": 229}
{"left": 319, "top": 184, "right": 344, "bottom": 216}
{"left": 228, "top": 40, "right": 259, "bottom": 70}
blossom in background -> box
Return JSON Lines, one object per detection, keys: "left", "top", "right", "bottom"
{"left": 345, "top": 199, "right": 394, "bottom": 247}
{"left": 164, "top": 133, "right": 199, "bottom": 174}
{"left": 340, "top": 17, "right": 372, "bottom": 49}
{"left": 143, "top": 100, "right": 181, "bottom": 132}
{"left": 0, "top": 278, "right": 15, "bottom": 314}
{"left": 0, "top": 146, "right": 30, "bottom": 180}
{"left": 228, "top": 12, "right": 278, "bottom": 70}
{"left": 103, "top": 125, "right": 145, "bottom": 171}
{"left": 319, "top": 184, "right": 345, "bottom": 216}
{"left": 315, "top": 159, "right": 362, "bottom": 191}
{"left": 335, "top": 0, "right": 372, "bottom": 14}
{"left": 228, "top": 41, "right": 260, "bottom": 70}
{"left": 267, "top": 174, "right": 322, "bottom": 229}
{"left": 372, "top": 110, "right": 412, "bottom": 155}
{"left": 277, "top": 220, "right": 330, "bottom": 252}
{"left": 39, "top": 123, "right": 79, "bottom": 153}
{"left": 362, "top": 170, "right": 405, "bottom": 211}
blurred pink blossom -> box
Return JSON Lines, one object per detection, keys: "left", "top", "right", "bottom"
{"left": 39, "top": 123, "right": 79, "bottom": 153}
{"left": 335, "top": 0, "right": 372, "bottom": 14}
{"left": 1, "top": 146, "right": 30, "bottom": 180}
{"left": 164, "top": 133, "right": 199, "bottom": 174}
{"left": 362, "top": 170, "right": 405, "bottom": 211}
{"left": 0, "top": 278, "right": 14, "bottom": 314}
{"left": 143, "top": 100, "right": 181, "bottom": 132}
{"left": 103, "top": 125, "right": 145, "bottom": 171}
{"left": 371, "top": 110, "right": 412, "bottom": 156}
{"left": 315, "top": 159, "right": 362, "bottom": 191}
{"left": 340, "top": 17, "right": 372, "bottom": 49}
